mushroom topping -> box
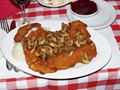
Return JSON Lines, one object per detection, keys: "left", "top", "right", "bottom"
{"left": 30, "top": 39, "right": 37, "bottom": 53}
{"left": 82, "top": 53, "right": 90, "bottom": 64}
{"left": 22, "top": 37, "right": 38, "bottom": 50}
{"left": 74, "top": 32, "right": 87, "bottom": 47}
{"left": 37, "top": 52, "right": 47, "bottom": 62}
{"left": 45, "top": 46, "right": 53, "bottom": 56}
{"left": 36, "top": 46, "right": 54, "bottom": 61}
{"left": 64, "top": 38, "right": 73, "bottom": 46}
{"left": 46, "top": 31, "right": 54, "bottom": 37}
{"left": 67, "top": 51, "right": 73, "bottom": 57}
{"left": 48, "top": 36, "right": 57, "bottom": 42}
{"left": 22, "top": 22, "right": 90, "bottom": 62}
{"left": 75, "top": 40, "right": 81, "bottom": 47}
{"left": 48, "top": 42, "right": 58, "bottom": 48}
{"left": 41, "top": 53, "right": 47, "bottom": 61}
{"left": 38, "top": 37, "right": 45, "bottom": 45}
{"left": 61, "top": 23, "right": 69, "bottom": 32}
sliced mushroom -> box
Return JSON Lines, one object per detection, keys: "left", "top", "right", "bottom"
{"left": 75, "top": 40, "right": 81, "bottom": 47}
{"left": 76, "top": 34, "right": 84, "bottom": 40}
{"left": 64, "top": 39, "right": 73, "bottom": 46}
{"left": 45, "top": 46, "right": 54, "bottom": 56}
{"left": 36, "top": 51, "right": 42, "bottom": 57}
{"left": 75, "top": 34, "right": 87, "bottom": 47}
{"left": 48, "top": 36, "right": 57, "bottom": 42}
{"left": 30, "top": 39, "right": 38, "bottom": 53}
{"left": 48, "top": 42, "right": 58, "bottom": 48}
{"left": 75, "top": 32, "right": 82, "bottom": 37}
{"left": 56, "top": 41, "right": 64, "bottom": 47}
{"left": 41, "top": 46, "right": 46, "bottom": 52}
{"left": 46, "top": 31, "right": 54, "bottom": 37}
{"left": 22, "top": 37, "right": 38, "bottom": 50}
{"left": 82, "top": 53, "right": 90, "bottom": 64}
{"left": 41, "top": 53, "right": 47, "bottom": 61}
{"left": 38, "top": 38, "right": 45, "bottom": 45}
{"left": 61, "top": 22, "right": 68, "bottom": 32}
{"left": 36, "top": 51, "right": 47, "bottom": 62}
{"left": 80, "top": 39, "right": 87, "bottom": 45}
{"left": 53, "top": 48, "right": 59, "bottom": 54}
{"left": 67, "top": 51, "right": 73, "bottom": 57}
{"left": 56, "top": 35, "right": 64, "bottom": 43}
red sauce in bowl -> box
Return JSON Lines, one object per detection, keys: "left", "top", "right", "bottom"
{"left": 71, "top": 0, "right": 98, "bottom": 15}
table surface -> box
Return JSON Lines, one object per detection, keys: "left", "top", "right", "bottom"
{"left": 0, "top": 0, "right": 120, "bottom": 90}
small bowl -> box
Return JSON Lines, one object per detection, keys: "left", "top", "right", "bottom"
{"left": 69, "top": 0, "right": 100, "bottom": 18}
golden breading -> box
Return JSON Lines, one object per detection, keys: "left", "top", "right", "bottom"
{"left": 14, "top": 20, "right": 97, "bottom": 74}
{"left": 68, "top": 20, "right": 90, "bottom": 39}
{"left": 23, "top": 42, "right": 96, "bottom": 74}
{"left": 14, "top": 23, "right": 43, "bottom": 42}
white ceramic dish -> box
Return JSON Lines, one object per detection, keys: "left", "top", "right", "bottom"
{"left": 0, "top": 29, "right": 7, "bottom": 58}
{"left": 2, "top": 20, "right": 111, "bottom": 79}
{"left": 37, "top": 0, "right": 71, "bottom": 7}
{"left": 67, "top": 0, "right": 116, "bottom": 30}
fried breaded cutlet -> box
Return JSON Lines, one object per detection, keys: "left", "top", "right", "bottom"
{"left": 14, "top": 20, "right": 97, "bottom": 74}
{"left": 14, "top": 23, "right": 46, "bottom": 42}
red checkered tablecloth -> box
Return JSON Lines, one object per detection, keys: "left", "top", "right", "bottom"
{"left": 107, "top": 0, "right": 120, "bottom": 48}
{"left": 0, "top": 0, "right": 120, "bottom": 90}
{"left": 8, "top": 0, "right": 120, "bottom": 48}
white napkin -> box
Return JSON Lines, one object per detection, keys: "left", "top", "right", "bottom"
{"left": 0, "top": 29, "right": 7, "bottom": 58}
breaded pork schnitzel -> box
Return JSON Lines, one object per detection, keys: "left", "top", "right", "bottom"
{"left": 14, "top": 20, "right": 97, "bottom": 74}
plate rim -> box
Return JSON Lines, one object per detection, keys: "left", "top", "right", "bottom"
{"left": 2, "top": 20, "right": 112, "bottom": 79}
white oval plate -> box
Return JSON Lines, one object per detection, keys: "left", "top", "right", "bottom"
{"left": 67, "top": 0, "right": 116, "bottom": 30}
{"left": 2, "top": 20, "right": 111, "bottom": 79}
{"left": 37, "top": 0, "right": 70, "bottom": 7}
